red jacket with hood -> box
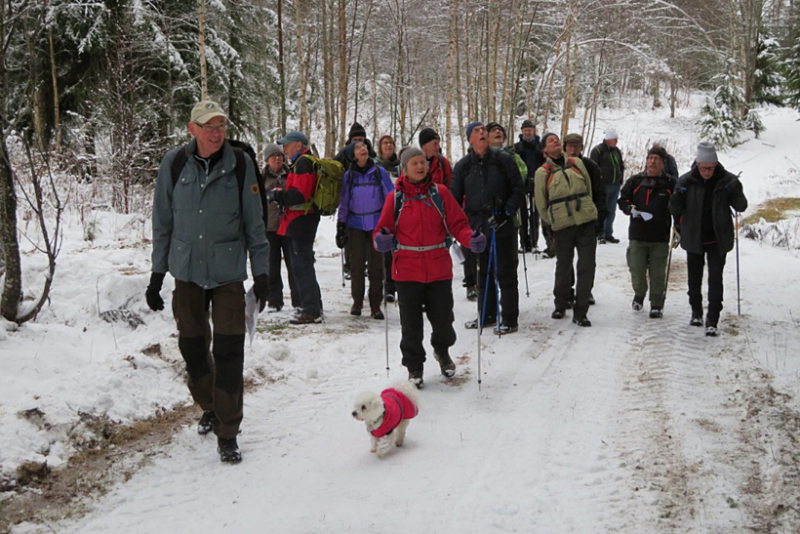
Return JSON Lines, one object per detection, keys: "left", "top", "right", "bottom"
{"left": 373, "top": 174, "right": 473, "bottom": 284}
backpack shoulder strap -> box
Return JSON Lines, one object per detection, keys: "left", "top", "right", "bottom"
{"left": 170, "top": 144, "right": 190, "bottom": 188}
{"left": 231, "top": 146, "right": 247, "bottom": 196}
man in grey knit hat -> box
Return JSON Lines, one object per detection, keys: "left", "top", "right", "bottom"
{"left": 669, "top": 142, "right": 748, "bottom": 337}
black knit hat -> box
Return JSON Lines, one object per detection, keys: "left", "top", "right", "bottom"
{"left": 348, "top": 122, "right": 367, "bottom": 142}
{"left": 418, "top": 128, "right": 440, "bottom": 148}
{"left": 486, "top": 122, "right": 506, "bottom": 140}
{"left": 521, "top": 119, "right": 535, "bottom": 130}
{"left": 647, "top": 146, "right": 667, "bottom": 161}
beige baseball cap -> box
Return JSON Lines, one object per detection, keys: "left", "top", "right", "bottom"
{"left": 191, "top": 100, "right": 227, "bottom": 125}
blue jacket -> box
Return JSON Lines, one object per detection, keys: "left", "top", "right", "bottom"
{"left": 338, "top": 161, "right": 394, "bottom": 231}
{"left": 152, "top": 140, "right": 269, "bottom": 289}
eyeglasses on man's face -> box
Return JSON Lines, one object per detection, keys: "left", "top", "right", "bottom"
{"left": 195, "top": 122, "right": 228, "bottom": 133}
{"left": 697, "top": 164, "right": 717, "bottom": 173}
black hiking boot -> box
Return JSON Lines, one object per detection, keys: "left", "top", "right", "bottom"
{"left": 434, "top": 352, "right": 456, "bottom": 378}
{"left": 290, "top": 312, "right": 323, "bottom": 325}
{"left": 705, "top": 325, "right": 718, "bottom": 337}
{"left": 494, "top": 323, "right": 519, "bottom": 335}
{"left": 218, "top": 437, "right": 242, "bottom": 464}
{"left": 631, "top": 296, "right": 644, "bottom": 312}
{"left": 551, "top": 309, "right": 566, "bottom": 319}
{"left": 649, "top": 308, "right": 663, "bottom": 319}
{"left": 465, "top": 317, "right": 496, "bottom": 329}
{"left": 605, "top": 235, "right": 620, "bottom": 244}
{"left": 572, "top": 316, "right": 592, "bottom": 327}
{"left": 690, "top": 316, "right": 703, "bottom": 327}
{"left": 408, "top": 369, "right": 424, "bottom": 389}
{"left": 466, "top": 286, "right": 478, "bottom": 301}
{"left": 197, "top": 410, "right": 216, "bottom": 435}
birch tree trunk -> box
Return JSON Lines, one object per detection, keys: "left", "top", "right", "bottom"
{"left": 295, "top": 0, "right": 308, "bottom": 133}
{"left": 198, "top": 0, "right": 208, "bottom": 100}
{"left": 277, "top": 0, "right": 287, "bottom": 136}
{"left": 338, "top": 0, "right": 347, "bottom": 144}
{"left": 49, "top": 29, "right": 61, "bottom": 153}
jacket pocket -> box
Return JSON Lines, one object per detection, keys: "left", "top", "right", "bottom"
{"left": 168, "top": 237, "right": 192, "bottom": 281}
{"left": 213, "top": 240, "right": 246, "bottom": 284}
{"left": 212, "top": 178, "right": 240, "bottom": 214}
{"left": 173, "top": 173, "right": 197, "bottom": 211}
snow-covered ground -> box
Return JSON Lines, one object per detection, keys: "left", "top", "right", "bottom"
{"left": 2, "top": 103, "right": 800, "bottom": 533}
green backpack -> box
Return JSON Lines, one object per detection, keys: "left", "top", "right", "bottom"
{"left": 290, "top": 154, "right": 345, "bottom": 216}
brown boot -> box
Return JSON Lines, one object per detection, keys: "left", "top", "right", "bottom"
{"left": 370, "top": 306, "right": 384, "bottom": 320}
{"left": 434, "top": 352, "right": 456, "bottom": 378}
{"left": 350, "top": 302, "right": 362, "bottom": 316}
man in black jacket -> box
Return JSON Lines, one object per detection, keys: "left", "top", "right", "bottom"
{"left": 619, "top": 147, "right": 676, "bottom": 319}
{"left": 669, "top": 142, "right": 748, "bottom": 336}
{"left": 590, "top": 129, "right": 625, "bottom": 244}
{"left": 515, "top": 119, "right": 546, "bottom": 253}
{"left": 451, "top": 122, "right": 525, "bottom": 334}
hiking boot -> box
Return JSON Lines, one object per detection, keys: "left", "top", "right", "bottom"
{"left": 466, "top": 286, "right": 478, "bottom": 301}
{"left": 268, "top": 304, "right": 283, "bottom": 313}
{"left": 465, "top": 317, "right": 496, "bottom": 329}
{"left": 371, "top": 307, "right": 384, "bottom": 320}
{"left": 494, "top": 323, "right": 519, "bottom": 335}
{"left": 597, "top": 236, "right": 607, "bottom": 244}
{"left": 290, "top": 312, "right": 323, "bottom": 325}
{"left": 588, "top": 295, "right": 596, "bottom": 305}
{"left": 350, "top": 303, "right": 362, "bottom": 316}
{"left": 705, "top": 325, "right": 718, "bottom": 337}
{"left": 649, "top": 308, "right": 663, "bottom": 319}
{"left": 573, "top": 316, "right": 592, "bottom": 327}
{"left": 408, "top": 369, "right": 424, "bottom": 389}
{"left": 605, "top": 235, "right": 620, "bottom": 244}
{"left": 690, "top": 316, "right": 703, "bottom": 327}
{"left": 542, "top": 248, "right": 556, "bottom": 258}
{"left": 551, "top": 309, "right": 566, "bottom": 319}
{"left": 218, "top": 437, "right": 242, "bottom": 464}
{"left": 566, "top": 298, "right": 575, "bottom": 310}
{"left": 197, "top": 410, "right": 216, "bottom": 435}
{"left": 631, "top": 296, "right": 644, "bottom": 312}
{"left": 385, "top": 293, "right": 396, "bottom": 303}
{"left": 434, "top": 352, "right": 456, "bottom": 378}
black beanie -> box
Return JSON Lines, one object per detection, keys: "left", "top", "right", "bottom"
{"left": 486, "top": 122, "right": 506, "bottom": 140}
{"left": 648, "top": 146, "right": 667, "bottom": 161}
{"left": 419, "top": 128, "right": 440, "bottom": 147}
{"left": 540, "top": 132, "right": 558, "bottom": 151}
{"left": 348, "top": 122, "right": 367, "bottom": 142}
{"left": 521, "top": 119, "right": 535, "bottom": 130}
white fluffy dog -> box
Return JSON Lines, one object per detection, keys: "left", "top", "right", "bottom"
{"left": 351, "top": 381, "right": 420, "bottom": 458}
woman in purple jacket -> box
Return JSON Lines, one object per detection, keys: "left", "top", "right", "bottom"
{"left": 336, "top": 141, "right": 395, "bottom": 318}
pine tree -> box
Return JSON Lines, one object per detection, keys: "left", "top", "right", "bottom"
{"left": 753, "top": 33, "right": 784, "bottom": 106}
{"left": 784, "top": 18, "right": 800, "bottom": 110}
{"left": 699, "top": 72, "right": 746, "bottom": 149}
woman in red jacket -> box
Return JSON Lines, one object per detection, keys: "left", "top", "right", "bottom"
{"left": 374, "top": 147, "right": 485, "bottom": 388}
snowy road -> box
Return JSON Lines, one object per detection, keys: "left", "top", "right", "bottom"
{"left": 47, "top": 230, "right": 800, "bottom": 534}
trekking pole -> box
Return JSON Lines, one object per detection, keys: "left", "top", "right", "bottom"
{"left": 491, "top": 227, "right": 502, "bottom": 337}
{"left": 383, "top": 255, "right": 390, "bottom": 377}
{"left": 665, "top": 226, "right": 675, "bottom": 303}
{"left": 733, "top": 209, "right": 741, "bottom": 316}
{"left": 340, "top": 249, "right": 346, "bottom": 288}
{"left": 477, "top": 227, "right": 493, "bottom": 391}
{"left": 520, "top": 237, "right": 530, "bottom": 297}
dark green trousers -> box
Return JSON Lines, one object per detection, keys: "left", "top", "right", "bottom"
{"left": 172, "top": 280, "right": 245, "bottom": 439}
{"left": 626, "top": 240, "right": 669, "bottom": 309}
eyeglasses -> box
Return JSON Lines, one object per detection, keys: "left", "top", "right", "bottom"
{"left": 697, "top": 164, "right": 717, "bottom": 172}
{"left": 195, "top": 122, "right": 228, "bottom": 133}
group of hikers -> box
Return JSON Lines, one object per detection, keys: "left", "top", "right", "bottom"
{"left": 145, "top": 99, "right": 748, "bottom": 463}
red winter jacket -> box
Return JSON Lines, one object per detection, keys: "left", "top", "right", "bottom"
{"left": 278, "top": 148, "right": 317, "bottom": 236}
{"left": 371, "top": 388, "right": 419, "bottom": 438}
{"left": 429, "top": 154, "right": 453, "bottom": 190}
{"left": 374, "top": 174, "right": 473, "bottom": 284}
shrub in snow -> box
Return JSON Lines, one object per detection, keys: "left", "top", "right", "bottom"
{"left": 741, "top": 217, "right": 800, "bottom": 249}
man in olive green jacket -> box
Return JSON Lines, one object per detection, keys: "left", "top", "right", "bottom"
{"left": 535, "top": 132, "right": 598, "bottom": 327}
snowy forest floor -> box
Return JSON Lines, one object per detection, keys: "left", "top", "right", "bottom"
{"left": 3, "top": 105, "right": 800, "bottom": 533}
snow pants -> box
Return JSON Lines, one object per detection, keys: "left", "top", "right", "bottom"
{"left": 626, "top": 240, "right": 669, "bottom": 309}
{"left": 686, "top": 243, "right": 727, "bottom": 327}
{"left": 553, "top": 222, "right": 597, "bottom": 318}
{"left": 396, "top": 280, "right": 456, "bottom": 373}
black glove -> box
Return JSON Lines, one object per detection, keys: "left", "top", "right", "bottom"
{"left": 266, "top": 189, "right": 283, "bottom": 203}
{"left": 145, "top": 272, "right": 165, "bottom": 311}
{"left": 335, "top": 223, "right": 348, "bottom": 249}
{"left": 253, "top": 274, "right": 269, "bottom": 313}
{"left": 488, "top": 210, "right": 511, "bottom": 229}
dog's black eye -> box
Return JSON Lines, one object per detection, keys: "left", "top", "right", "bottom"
{"left": 361, "top": 404, "right": 366, "bottom": 411}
